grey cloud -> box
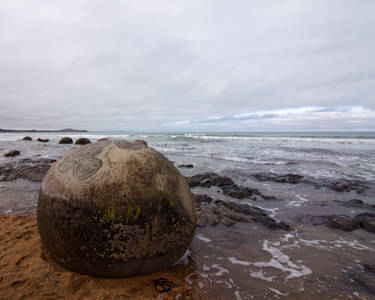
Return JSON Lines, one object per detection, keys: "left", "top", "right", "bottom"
{"left": 0, "top": 1, "right": 374, "bottom": 131}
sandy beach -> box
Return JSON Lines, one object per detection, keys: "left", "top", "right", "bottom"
{"left": 0, "top": 214, "right": 207, "bottom": 300}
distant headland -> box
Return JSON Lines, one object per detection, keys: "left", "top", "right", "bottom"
{"left": 0, "top": 128, "right": 88, "bottom": 133}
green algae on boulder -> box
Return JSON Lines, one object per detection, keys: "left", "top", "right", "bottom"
{"left": 37, "top": 140, "right": 196, "bottom": 278}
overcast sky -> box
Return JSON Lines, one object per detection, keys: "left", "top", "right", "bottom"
{"left": 0, "top": 1, "right": 374, "bottom": 131}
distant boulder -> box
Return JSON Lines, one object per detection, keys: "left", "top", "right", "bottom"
{"left": 23, "top": 136, "right": 32, "bottom": 141}
{"left": 98, "top": 138, "right": 109, "bottom": 142}
{"left": 37, "top": 138, "right": 49, "bottom": 143}
{"left": 178, "top": 164, "right": 194, "bottom": 168}
{"left": 75, "top": 138, "right": 91, "bottom": 145}
{"left": 59, "top": 137, "right": 73, "bottom": 144}
{"left": 135, "top": 139, "right": 147, "bottom": 146}
{"left": 4, "top": 150, "right": 21, "bottom": 157}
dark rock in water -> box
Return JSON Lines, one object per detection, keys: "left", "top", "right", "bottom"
{"left": 189, "top": 173, "right": 279, "bottom": 201}
{"left": 4, "top": 150, "right": 21, "bottom": 157}
{"left": 253, "top": 173, "right": 304, "bottom": 184}
{"left": 300, "top": 215, "right": 329, "bottom": 226}
{"left": 98, "top": 138, "right": 109, "bottom": 141}
{"left": 59, "top": 137, "right": 73, "bottom": 144}
{"left": 222, "top": 185, "right": 261, "bottom": 200}
{"left": 300, "top": 213, "right": 375, "bottom": 234}
{"left": 193, "top": 194, "right": 213, "bottom": 204}
{"left": 196, "top": 199, "right": 290, "bottom": 230}
{"left": 329, "top": 215, "right": 357, "bottom": 231}
{"left": 178, "top": 164, "right": 194, "bottom": 168}
{"left": 37, "top": 140, "right": 196, "bottom": 278}
{"left": 312, "top": 178, "right": 368, "bottom": 194}
{"left": 334, "top": 199, "right": 375, "bottom": 210}
{"left": 23, "top": 136, "right": 32, "bottom": 141}
{"left": 134, "top": 139, "right": 148, "bottom": 146}
{"left": 252, "top": 172, "right": 368, "bottom": 194}
{"left": 75, "top": 137, "right": 91, "bottom": 145}
{"left": 37, "top": 138, "right": 49, "bottom": 143}
{"left": 188, "top": 172, "right": 235, "bottom": 188}
{"left": 354, "top": 213, "right": 375, "bottom": 233}
{"left": 0, "top": 158, "right": 55, "bottom": 182}
{"left": 363, "top": 264, "right": 375, "bottom": 275}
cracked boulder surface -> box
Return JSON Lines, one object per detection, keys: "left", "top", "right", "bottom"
{"left": 37, "top": 140, "right": 196, "bottom": 278}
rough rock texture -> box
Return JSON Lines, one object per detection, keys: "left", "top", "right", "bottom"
{"left": 135, "top": 139, "right": 148, "bottom": 146}
{"left": 252, "top": 172, "right": 368, "bottom": 194}
{"left": 59, "top": 137, "right": 73, "bottom": 144}
{"left": 0, "top": 158, "right": 55, "bottom": 182}
{"left": 22, "top": 136, "right": 32, "bottom": 141}
{"left": 194, "top": 194, "right": 289, "bottom": 230}
{"left": 188, "top": 172, "right": 278, "bottom": 201}
{"left": 37, "top": 138, "right": 49, "bottom": 143}
{"left": 75, "top": 137, "right": 91, "bottom": 145}
{"left": 188, "top": 172, "right": 235, "bottom": 188}
{"left": 37, "top": 140, "right": 196, "bottom": 278}
{"left": 4, "top": 150, "right": 21, "bottom": 157}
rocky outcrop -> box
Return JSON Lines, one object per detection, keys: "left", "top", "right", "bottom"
{"left": 37, "top": 138, "right": 49, "bottom": 143}
{"left": 75, "top": 138, "right": 91, "bottom": 145}
{"left": 300, "top": 213, "right": 375, "bottom": 234}
{"left": 188, "top": 172, "right": 235, "bottom": 188}
{"left": 188, "top": 172, "right": 278, "bottom": 201}
{"left": 252, "top": 172, "right": 368, "bottom": 194}
{"left": 4, "top": 150, "right": 21, "bottom": 157}
{"left": 22, "top": 136, "right": 32, "bottom": 141}
{"left": 334, "top": 199, "right": 375, "bottom": 210}
{"left": 0, "top": 158, "right": 55, "bottom": 182}
{"left": 58, "top": 137, "right": 73, "bottom": 144}
{"left": 195, "top": 198, "right": 289, "bottom": 230}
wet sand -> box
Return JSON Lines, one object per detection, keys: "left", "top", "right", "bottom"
{"left": 0, "top": 215, "right": 206, "bottom": 300}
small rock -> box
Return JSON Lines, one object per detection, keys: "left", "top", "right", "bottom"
{"left": 354, "top": 213, "right": 375, "bottom": 233}
{"left": 178, "top": 164, "right": 194, "bottom": 168}
{"left": 59, "top": 137, "right": 73, "bottom": 144}
{"left": 37, "top": 138, "right": 49, "bottom": 143}
{"left": 188, "top": 172, "right": 235, "bottom": 188}
{"left": 75, "top": 138, "right": 91, "bottom": 145}
{"left": 4, "top": 150, "right": 21, "bottom": 157}
{"left": 22, "top": 136, "right": 32, "bottom": 141}
{"left": 222, "top": 186, "right": 261, "bottom": 199}
{"left": 328, "top": 215, "right": 357, "bottom": 231}
{"left": 98, "top": 138, "right": 109, "bottom": 142}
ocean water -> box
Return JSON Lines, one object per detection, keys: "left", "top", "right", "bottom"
{"left": 1, "top": 131, "right": 375, "bottom": 299}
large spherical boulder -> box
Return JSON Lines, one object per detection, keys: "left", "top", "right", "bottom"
{"left": 37, "top": 140, "right": 196, "bottom": 278}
